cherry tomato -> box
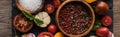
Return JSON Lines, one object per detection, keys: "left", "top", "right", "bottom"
{"left": 45, "top": 4, "right": 54, "bottom": 14}
{"left": 37, "top": 32, "right": 54, "bottom": 37}
{"left": 95, "top": 1, "right": 109, "bottom": 15}
{"left": 54, "top": 0, "right": 61, "bottom": 8}
{"left": 48, "top": 24, "right": 57, "bottom": 33}
{"left": 102, "top": 15, "right": 112, "bottom": 26}
{"left": 96, "top": 27, "right": 109, "bottom": 37}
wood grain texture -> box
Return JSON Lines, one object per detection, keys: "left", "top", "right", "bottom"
{"left": 0, "top": 0, "right": 120, "bottom": 37}
{"left": 0, "top": 0, "right": 12, "bottom": 37}
{"left": 113, "top": 0, "right": 120, "bottom": 37}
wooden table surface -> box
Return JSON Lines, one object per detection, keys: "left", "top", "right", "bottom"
{"left": 0, "top": 0, "right": 120, "bottom": 37}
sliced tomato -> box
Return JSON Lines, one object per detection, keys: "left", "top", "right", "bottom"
{"left": 13, "top": 14, "right": 33, "bottom": 33}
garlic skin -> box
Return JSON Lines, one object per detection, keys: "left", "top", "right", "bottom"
{"left": 35, "top": 12, "right": 51, "bottom": 28}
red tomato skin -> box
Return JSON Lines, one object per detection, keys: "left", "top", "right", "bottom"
{"left": 54, "top": 0, "right": 61, "bottom": 8}
{"left": 102, "top": 15, "right": 112, "bottom": 26}
{"left": 38, "top": 32, "right": 54, "bottom": 37}
{"left": 95, "top": 1, "right": 109, "bottom": 15}
{"left": 96, "top": 27, "right": 109, "bottom": 37}
{"left": 45, "top": 4, "right": 54, "bottom": 14}
{"left": 48, "top": 24, "right": 57, "bottom": 34}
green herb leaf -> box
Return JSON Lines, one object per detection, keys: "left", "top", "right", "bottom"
{"left": 21, "top": 11, "right": 43, "bottom": 25}
{"left": 34, "top": 18, "right": 43, "bottom": 25}
{"left": 92, "top": 20, "right": 102, "bottom": 31}
{"left": 21, "top": 11, "right": 34, "bottom": 20}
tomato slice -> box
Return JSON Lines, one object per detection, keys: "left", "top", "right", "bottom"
{"left": 13, "top": 14, "right": 33, "bottom": 33}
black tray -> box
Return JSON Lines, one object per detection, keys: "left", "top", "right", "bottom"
{"left": 12, "top": 0, "right": 113, "bottom": 37}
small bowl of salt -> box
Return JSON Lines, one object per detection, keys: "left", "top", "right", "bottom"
{"left": 16, "top": 0, "right": 44, "bottom": 13}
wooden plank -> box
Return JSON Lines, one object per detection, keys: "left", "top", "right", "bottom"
{"left": 0, "top": 0, "right": 12, "bottom": 37}
{"left": 113, "top": 0, "right": 120, "bottom": 37}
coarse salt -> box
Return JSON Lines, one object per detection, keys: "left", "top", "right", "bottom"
{"left": 19, "top": 0, "right": 42, "bottom": 13}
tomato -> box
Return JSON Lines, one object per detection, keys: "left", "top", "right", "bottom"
{"left": 102, "top": 15, "right": 112, "bottom": 26}
{"left": 13, "top": 14, "right": 33, "bottom": 33}
{"left": 54, "top": 0, "right": 61, "bottom": 8}
{"left": 95, "top": 1, "right": 109, "bottom": 15}
{"left": 48, "top": 24, "right": 57, "bottom": 33}
{"left": 45, "top": 4, "right": 54, "bottom": 14}
{"left": 38, "top": 32, "right": 54, "bottom": 37}
{"left": 96, "top": 27, "right": 109, "bottom": 37}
